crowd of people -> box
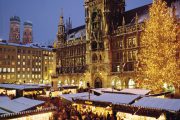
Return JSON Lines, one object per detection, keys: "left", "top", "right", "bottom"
{"left": 55, "top": 104, "right": 116, "bottom": 120}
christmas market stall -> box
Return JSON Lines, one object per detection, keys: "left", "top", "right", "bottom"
{"left": 0, "top": 83, "right": 45, "bottom": 97}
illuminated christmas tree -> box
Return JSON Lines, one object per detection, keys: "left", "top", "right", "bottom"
{"left": 138, "top": 0, "right": 178, "bottom": 92}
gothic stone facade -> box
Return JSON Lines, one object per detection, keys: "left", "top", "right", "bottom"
{"left": 56, "top": 0, "right": 180, "bottom": 90}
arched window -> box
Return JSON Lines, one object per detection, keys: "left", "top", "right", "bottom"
{"left": 128, "top": 79, "right": 135, "bottom": 88}
{"left": 112, "top": 77, "right": 122, "bottom": 89}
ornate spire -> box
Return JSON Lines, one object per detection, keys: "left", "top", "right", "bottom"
{"left": 59, "top": 8, "right": 64, "bottom": 26}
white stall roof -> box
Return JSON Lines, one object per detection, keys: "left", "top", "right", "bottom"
{"left": 0, "top": 97, "right": 44, "bottom": 113}
{"left": 120, "top": 89, "right": 151, "bottom": 95}
{"left": 60, "top": 92, "right": 96, "bottom": 102}
{"left": 0, "top": 108, "right": 9, "bottom": 114}
{"left": 133, "top": 97, "right": 180, "bottom": 112}
{"left": 91, "top": 88, "right": 119, "bottom": 94}
{"left": 80, "top": 93, "right": 140, "bottom": 105}
{"left": 0, "top": 96, "right": 10, "bottom": 102}
{"left": 0, "top": 84, "right": 43, "bottom": 90}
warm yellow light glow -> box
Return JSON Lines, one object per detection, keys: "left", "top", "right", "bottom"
{"left": 138, "top": 0, "right": 178, "bottom": 92}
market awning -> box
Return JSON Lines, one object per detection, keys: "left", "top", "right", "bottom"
{"left": 0, "top": 97, "right": 45, "bottom": 113}
{"left": 73, "top": 93, "right": 140, "bottom": 107}
{"left": 60, "top": 92, "right": 96, "bottom": 102}
{"left": 133, "top": 97, "right": 180, "bottom": 112}
{"left": 0, "top": 84, "right": 44, "bottom": 90}
{"left": 86, "top": 93, "right": 140, "bottom": 104}
{"left": 0, "top": 108, "right": 10, "bottom": 114}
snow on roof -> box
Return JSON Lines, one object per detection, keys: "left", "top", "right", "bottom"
{"left": 0, "top": 96, "right": 11, "bottom": 102}
{"left": 91, "top": 88, "right": 119, "bottom": 95}
{"left": 0, "top": 42, "right": 53, "bottom": 51}
{"left": 0, "top": 97, "right": 44, "bottom": 113}
{"left": 60, "top": 92, "right": 96, "bottom": 102}
{"left": 120, "top": 89, "right": 151, "bottom": 95}
{"left": 0, "top": 108, "right": 9, "bottom": 114}
{"left": 0, "top": 84, "right": 43, "bottom": 90}
{"left": 133, "top": 97, "right": 180, "bottom": 112}
{"left": 79, "top": 93, "right": 140, "bottom": 105}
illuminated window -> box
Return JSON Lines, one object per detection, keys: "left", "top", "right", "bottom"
{"left": 3, "top": 68, "right": 6, "bottom": 72}
{"left": 32, "top": 75, "right": 34, "bottom": 78}
{"left": 35, "top": 75, "right": 37, "bottom": 78}
{"left": 18, "top": 61, "right": 20, "bottom": 65}
{"left": 22, "top": 74, "right": 25, "bottom": 78}
{"left": 117, "top": 65, "right": 120, "bottom": 72}
{"left": 35, "top": 68, "right": 37, "bottom": 71}
{"left": 18, "top": 55, "right": 21, "bottom": 59}
{"left": 23, "top": 56, "right": 25, "bottom": 59}
{"left": 17, "top": 74, "right": 20, "bottom": 78}
{"left": 39, "top": 75, "right": 41, "bottom": 78}
{"left": 39, "top": 68, "right": 41, "bottom": 71}
{"left": 3, "top": 75, "right": 6, "bottom": 79}
{"left": 27, "top": 75, "right": 30, "bottom": 78}
{"left": 27, "top": 68, "right": 30, "bottom": 71}
{"left": 128, "top": 79, "right": 135, "bottom": 88}
{"left": 28, "top": 56, "right": 30, "bottom": 59}
{"left": 23, "top": 62, "right": 25, "bottom": 65}
{"left": 12, "top": 68, "right": 15, "bottom": 72}
{"left": 32, "top": 68, "right": 34, "bottom": 71}
{"left": 18, "top": 68, "right": 20, "bottom": 71}
{"left": 12, "top": 61, "right": 15, "bottom": 65}
{"left": 23, "top": 68, "right": 25, "bottom": 71}
{"left": 7, "top": 68, "right": 10, "bottom": 72}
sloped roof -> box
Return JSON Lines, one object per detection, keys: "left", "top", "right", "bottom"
{"left": 0, "top": 97, "right": 44, "bottom": 113}
{"left": 0, "top": 84, "right": 43, "bottom": 90}
{"left": 67, "top": 25, "right": 85, "bottom": 40}
{"left": 60, "top": 92, "right": 96, "bottom": 102}
{"left": 120, "top": 89, "right": 151, "bottom": 95}
{"left": 0, "top": 109, "right": 9, "bottom": 114}
{"left": 123, "top": 4, "right": 150, "bottom": 25}
{"left": 133, "top": 97, "right": 180, "bottom": 112}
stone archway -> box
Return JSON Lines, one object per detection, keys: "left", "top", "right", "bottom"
{"left": 94, "top": 77, "right": 102, "bottom": 88}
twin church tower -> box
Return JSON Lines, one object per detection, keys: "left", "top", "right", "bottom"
{"left": 9, "top": 16, "right": 33, "bottom": 44}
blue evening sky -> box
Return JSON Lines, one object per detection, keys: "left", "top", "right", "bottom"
{"left": 0, "top": 0, "right": 152, "bottom": 45}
